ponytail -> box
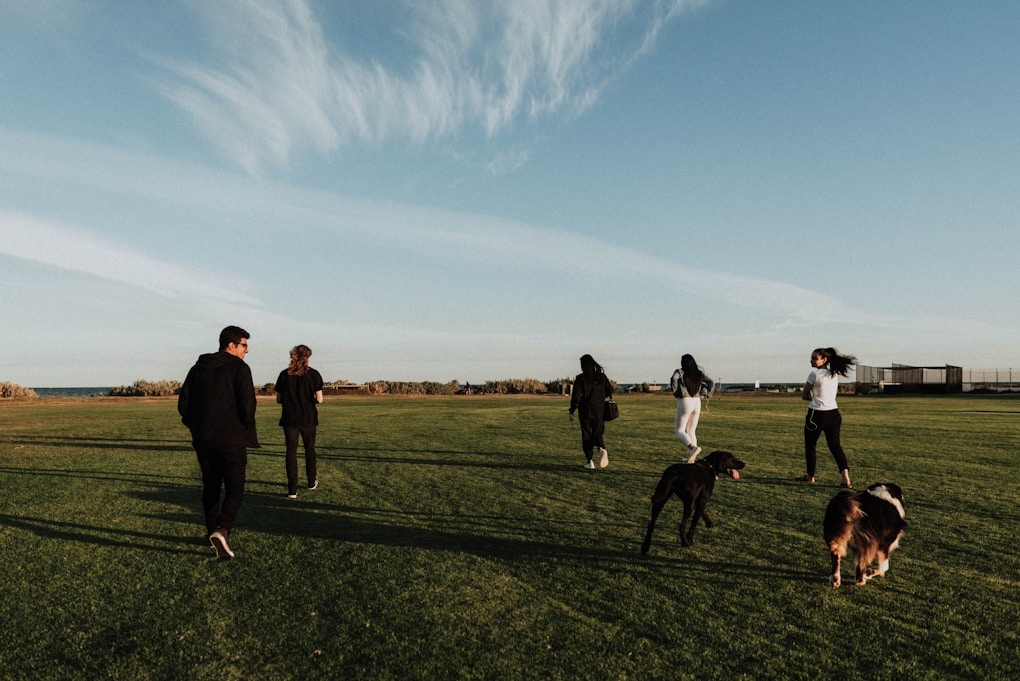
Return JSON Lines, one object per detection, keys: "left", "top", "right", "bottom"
{"left": 815, "top": 347, "right": 857, "bottom": 377}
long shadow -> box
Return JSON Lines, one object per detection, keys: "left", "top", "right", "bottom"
{"left": 0, "top": 435, "right": 192, "bottom": 453}
{"left": 128, "top": 486, "right": 815, "bottom": 582}
{"left": 0, "top": 464, "right": 817, "bottom": 583}
{"left": 0, "top": 513, "right": 207, "bottom": 556}
{"left": 0, "top": 466, "right": 198, "bottom": 485}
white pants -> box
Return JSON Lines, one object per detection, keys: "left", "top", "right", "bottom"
{"left": 675, "top": 396, "right": 702, "bottom": 448}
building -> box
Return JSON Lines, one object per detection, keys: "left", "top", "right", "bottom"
{"left": 856, "top": 363, "right": 963, "bottom": 394}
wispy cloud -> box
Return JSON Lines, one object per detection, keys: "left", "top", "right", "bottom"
{"left": 152, "top": 0, "right": 705, "bottom": 174}
{"left": 0, "top": 210, "right": 263, "bottom": 310}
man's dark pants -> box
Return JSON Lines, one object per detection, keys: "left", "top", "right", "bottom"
{"left": 195, "top": 445, "right": 247, "bottom": 535}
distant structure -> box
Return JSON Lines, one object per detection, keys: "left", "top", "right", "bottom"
{"left": 856, "top": 363, "right": 963, "bottom": 394}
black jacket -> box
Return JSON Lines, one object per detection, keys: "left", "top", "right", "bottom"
{"left": 178, "top": 351, "right": 259, "bottom": 449}
{"left": 569, "top": 371, "right": 613, "bottom": 419}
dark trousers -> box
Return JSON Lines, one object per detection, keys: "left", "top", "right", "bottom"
{"left": 804, "top": 408, "right": 849, "bottom": 476}
{"left": 284, "top": 425, "right": 318, "bottom": 494}
{"left": 195, "top": 445, "right": 247, "bottom": 535}
{"left": 579, "top": 413, "right": 606, "bottom": 460}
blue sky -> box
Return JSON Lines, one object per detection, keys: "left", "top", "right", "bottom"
{"left": 1, "top": 0, "right": 1017, "bottom": 387}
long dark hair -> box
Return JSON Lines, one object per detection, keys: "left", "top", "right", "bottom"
{"left": 579, "top": 354, "right": 604, "bottom": 379}
{"left": 287, "top": 344, "right": 312, "bottom": 376}
{"left": 813, "top": 347, "right": 856, "bottom": 377}
{"left": 681, "top": 354, "right": 704, "bottom": 396}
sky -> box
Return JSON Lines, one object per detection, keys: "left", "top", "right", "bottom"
{"left": 1, "top": 0, "right": 1017, "bottom": 388}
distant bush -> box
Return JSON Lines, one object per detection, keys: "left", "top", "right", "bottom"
{"left": 480, "top": 378, "right": 548, "bottom": 395}
{"left": 0, "top": 382, "right": 38, "bottom": 399}
{"left": 257, "top": 383, "right": 276, "bottom": 396}
{"left": 108, "top": 380, "right": 182, "bottom": 397}
{"left": 365, "top": 380, "right": 461, "bottom": 395}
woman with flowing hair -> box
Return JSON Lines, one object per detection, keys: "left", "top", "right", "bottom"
{"left": 274, "top": 344, "right": 325, "bottom": 498}
{"left": 798, "top": 347, "right": 857, "bottom": 488}
{"left": 670, "top": 354, "right": 715, "bottom": 462}
{"left": 568, "top": 354, "right": 614, "bottom": 469}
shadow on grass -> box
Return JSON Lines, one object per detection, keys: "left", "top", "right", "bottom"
{"left": 249, "top": 446, "right": 585, "bottom": 473}
{"left": 0, "top": 513, "right": 208, "bottom": 556}
{"left": 0, "top": 435, "right": 192, "bottom": 453}
{"left": 0, "top": 466, "right": 816, "bottom": 582}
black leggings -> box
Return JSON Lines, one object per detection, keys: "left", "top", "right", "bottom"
{"left": 284, "top": 425, "right": 318, "bottom": 494}
{"left": 804, "top": 408, "right": 849, "bottom": 476}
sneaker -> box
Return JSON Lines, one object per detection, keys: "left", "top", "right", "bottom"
{"left": 308, "top": 479, "right": 318, "bottom": 491}
{"left": 687, "top": 446, "right": 702, "bottom": 463}
{"left": 287, "top": 491, "right": 298, "bottom": 499}
{"left": 209, "top": 530, "right": 234, "bottom": 559}
{"left": 599, "top": 448, "right": 609, "bottom": 468}
{"left": 795, "top": 474, "right": 816, "bottom": 483}
{"left": 583, "top": 460, "right": 596, "bottom": 470}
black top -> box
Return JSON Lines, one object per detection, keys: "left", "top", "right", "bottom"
{"left": 178, "top": 351, "right": 259, "bottom": 449}
{"left": 569, "top": 371, "right": 613, "bottom": 419}
{"left": 274, "top": 368, "right": 324, "bottom": 428}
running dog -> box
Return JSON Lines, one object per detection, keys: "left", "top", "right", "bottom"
{"left": 640, "top": 450, "right": 745, "bottom": 555}
{"left": 823, "top": 483, "right": 907, "bottom": 588}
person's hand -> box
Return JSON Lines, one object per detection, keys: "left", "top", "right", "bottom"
{"left": 568, "top": 411, "right": 574, "bottom": 422}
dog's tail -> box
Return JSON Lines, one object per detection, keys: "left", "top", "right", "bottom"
{"left": 823, "top": 491, "right": 865, "bottom": 546}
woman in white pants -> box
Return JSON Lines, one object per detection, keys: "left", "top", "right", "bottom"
{"left": 670, "top": 354, "right": 715, "bottom": 462}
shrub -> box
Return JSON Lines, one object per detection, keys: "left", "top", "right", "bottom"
{"left": 0, "top": 382, "right": 38, "bottom": 399}
{"left": 480, "top": 378, "right": 547, "bottom": 395}
{"left": 365, "top": 380, "right": 460, "bottom": 395}
{"left": 108, "top": 380, "right": 182, "bottom": 397}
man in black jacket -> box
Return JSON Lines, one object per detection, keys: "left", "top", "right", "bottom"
{"left": 178, "top": 325, "right": 260, "bottom": 559}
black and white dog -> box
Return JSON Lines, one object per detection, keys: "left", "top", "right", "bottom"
{"left": 823, "top": 483, "right": 907, "bottom": 588}
{"left": 640, "top": 450, "right": 745, "bottom": 554}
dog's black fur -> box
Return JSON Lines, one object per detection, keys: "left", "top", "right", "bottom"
{"left": 823, "top": 483, "right": 907, "bottom": 588}
{"left": 640, "top": 450, "right": 745, "bottom": 555}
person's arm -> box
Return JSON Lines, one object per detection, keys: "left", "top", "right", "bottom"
{"left": 670, "top": 369, "right": 682, "bottom": 397}
{"left": 801, "top": 382, "right": 813, "bottom": 400}
{"left": 315, "top": 390, "right": 324, "bottom": 404}
{"left": 701, "top": 374, "right": 716, "bottom": 398}
{"left": 569, "top": 376, "right": 581, "bottom": 417}
{"left": 178, "top": 369, "right": 193, "bottom": 424}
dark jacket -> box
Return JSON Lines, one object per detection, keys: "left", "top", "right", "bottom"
{"left": 178, "top": 351, "right": 259, "bottom": 449}
{"left": 569, "top": 371, "right": 613, "bottom": 419}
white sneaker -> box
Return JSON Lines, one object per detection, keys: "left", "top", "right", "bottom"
{"left": 583, "top": 460, "right": 596, "bottom": 469}
{"left": 687, "top": 446, "right": 702, "bottom": 463}
{"left": 209, "top": 530, "right": 234, "bottom": 559}
{"left": 599, "top": 448, "right": 609, "bottom": 468}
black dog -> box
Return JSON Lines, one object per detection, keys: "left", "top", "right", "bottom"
{"left": 640, "top": 450, "right": 745, "bottom": 555}
{"left": 823, "top": 483, "right": 907, "bottom": 588}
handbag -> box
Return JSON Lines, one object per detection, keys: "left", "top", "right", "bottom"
{"left": 603, "top": 398, "right": 619, "bottom": 421}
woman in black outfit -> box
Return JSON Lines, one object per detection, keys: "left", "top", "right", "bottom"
{"left": 274, "top": 344, "right": 325, "bottom": 498}
{"left": 568, "top": 354, "right": 613, "bottom": 469}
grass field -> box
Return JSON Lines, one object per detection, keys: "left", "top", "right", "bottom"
{"left": 0, "top": 393, "right": 1017, "bottom": 680}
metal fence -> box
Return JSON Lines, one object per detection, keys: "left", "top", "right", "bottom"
{"left": 857, "top": 365, "right": 1016, "bottom": 393}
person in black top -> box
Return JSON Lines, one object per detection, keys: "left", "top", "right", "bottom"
{"left": 274, "top": 344, "right": 325, "bottom": 498}
{"left": 568, "top": 354, "right": 614, "bottom": 469}
{"left": 178, "top": 325, "right": 259, "bottom": 559}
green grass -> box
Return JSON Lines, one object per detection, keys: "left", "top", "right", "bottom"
{"left": 1, "top": 394, "right": 1017, "bottom": 680}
